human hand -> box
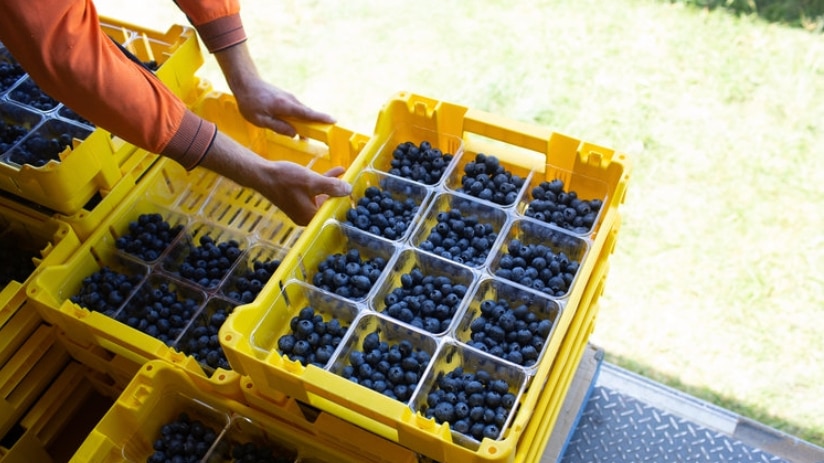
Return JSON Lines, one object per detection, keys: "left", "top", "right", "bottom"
{"left": 199, "top": 132, "right": 351, "bottom": 227}
{"left": 234, "top": 78, "right": 336, "bottom": 138}
{"left": 256, "top": 162, "right": 350, "bottom": 226}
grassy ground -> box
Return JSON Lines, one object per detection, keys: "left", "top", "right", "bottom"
{"left": 99, "top": 0, "right": 824, "bottom": 447}
{"left": 668, "top": 0, "right": 824, "bottom": 30}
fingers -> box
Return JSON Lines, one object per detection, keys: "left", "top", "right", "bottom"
{"left": 284, "top": 93, "right": 337, "bottom": 124}
{"left": 317, "top": 175, "right": 352, "bottom": 197}
{"left": 300, "top": 107, "right": 336, "bottom": 124}
{"left": 306, "top": 166, "right": 350, "bottom": 197}
{"left": 324, "top": 166, "right": 346, "bottom": 178}
{"left": 258, "top": 115, "right": 298, "bottom": 138}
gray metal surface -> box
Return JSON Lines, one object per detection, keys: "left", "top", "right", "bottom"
{"left": 560, "top": 385, "right": 789, "bottom": 463}
{"left": 549, "top": 350, "right": 824, "bottom": 463}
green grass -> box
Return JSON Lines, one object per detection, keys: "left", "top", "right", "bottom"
{"left": 100, "top": 0, "right": 824, "bottom": 449}
{"left": 666, "top": 0, "right": 824, "bottom": 29}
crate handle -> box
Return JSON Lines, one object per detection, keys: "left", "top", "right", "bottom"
{"left": 462, "top": 108, "right": 578, "bottom": 173}
{"left": 283, "top": 118, "right": 356, "bottom": 169}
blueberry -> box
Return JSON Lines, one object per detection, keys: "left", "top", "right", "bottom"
{"left": 483, "top": 424, "right": 500, "bottom": 439}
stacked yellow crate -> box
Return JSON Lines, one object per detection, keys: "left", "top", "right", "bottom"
{"left": 220, "top": 92, "right": 631, "bottom": 462}
{"left": 0, "top": 195, "right": 117, "bottom": 462}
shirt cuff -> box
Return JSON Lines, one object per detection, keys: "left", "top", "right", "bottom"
{"left": 196, "top": 14, "right": 247, "bottom": 53}
{"left": 161, "top": 110, "right": 217, "bottom": 170}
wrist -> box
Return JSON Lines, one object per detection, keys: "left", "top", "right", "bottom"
{"left": 214, "top": 42, "right": 261, "bottom": 96}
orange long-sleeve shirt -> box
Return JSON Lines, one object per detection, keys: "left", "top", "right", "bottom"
{"left": 0, "top": 0, "right": 246, "bottom": 169}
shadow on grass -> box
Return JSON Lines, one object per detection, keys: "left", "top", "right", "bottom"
{"left": 605, "top": 352, "right": 824, "bottom": 449}
{"left": 663, "top": 0, "right": 824, "bottom": 30}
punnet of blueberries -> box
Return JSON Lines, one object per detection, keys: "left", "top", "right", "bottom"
{"left": 8, "top": 120, "right": 91, "bottom": 167}
{"left": 0, "top": 118, "right": 30, "bottom": 154}
{"left": 494, "top": 238, "right": 580, "bottom": 297}
{"left": 277, "top": 306, "right": 349, "bottom": 367}
{"left": 174, "top": 234, "right": 243, "bottom": 289}
{"left": 340, "top": 329, "right": 432, "bottom": 402}
{"left": 117, "top": 280, "right": 201, "bottom": 346}
{"left": 388, "top": 140, "right": 454, "bottom": 185}
{"left": 423, "top": 366, "right": 518, "bottom": 441}
{"left": 525, "top": 179, "right": 603, "bottom": 234}
{"left": 70, "top": 266, "right": 143, "bottom": 317}
{"left": 0, "top": 50, "right": 26, "bottom": 93}
{"left": 10, "top": 78, "right": 59, "bottom": 111}
{"left": 465, "top": 299, "right": 554, "bottom": 367}
{"left": 379, "top": 266, "right": 468, "bottom": 334}
{"left": 177, "top": 302, "right": 234, "bottom": 371}
{"left": 417, "top": 209, "right": 498, "bottom": 267}
{"left": 115, "top": 212, "right": 184, "bottom": 262}
{"left": 344, "top": 185, "right": 420, "bottom": 240}
{"left": 224, "top": 257, "right": 280, "bottom": 303}
{"left": 147, "top": 412, "right": 219, "bottom": 463}
{"left": 311, "top": 248, "right": 387, "bottom": 300}
{"left": 1, "top": 102, "right": 42, "bottom": 155}
{"left": 457, "top": 153, "right": 524, "bottom": 206}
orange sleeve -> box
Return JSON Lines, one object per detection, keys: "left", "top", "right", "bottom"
{"left": 0, "top": 0, "right": 216, "bottom": 169}
{"left": 174, "top": 0, "right": 246, "bottom": 52}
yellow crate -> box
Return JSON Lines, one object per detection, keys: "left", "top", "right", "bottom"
{"left": 71, "top": 360, "right": 420, "bottom": 463}
{"left": 0, "top": 305, "right": 41, "bottom": 370}
{"left": 55, "top": 330, "right": 141, "bottom": 390}
{"left": 220, "top": 92, "right": 631, "bottom": 462}
{"left": 0, "top": 324, "right": 70, "bottom": 438}
{"left": 0, "top": 196, "right": 79, "bottom": 366}
{"left": 0, "top": 361, "right": 117, "bottom": 463}
{"left": 104, "top": 17, "right": 205, "bottom": 104}
{"left": 0, "top": 17, "right": 201, "bottom": 215}
{"left": 514, "top": 220, "right": 618, "bottom": 463}
{"left": 25, "top": 94, "right": 367, "bottom": 381}
{"left": 0, "top": 195, "right": 81, "bottom": 302}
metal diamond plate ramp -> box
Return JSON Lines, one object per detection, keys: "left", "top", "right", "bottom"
{"left": 560, "top": 385, "right": 789, "bottom": 463}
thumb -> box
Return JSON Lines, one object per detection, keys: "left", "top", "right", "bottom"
{"left": 313, "top": 175, "right": 352, "bottom": 198}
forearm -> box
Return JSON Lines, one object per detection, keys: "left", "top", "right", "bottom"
{"left": 197, "top": 132, "right": 352, "bottom": 226}
{"left": 213, "top": 42, "right": 262, "bottom": 98}
{"left": 197, "top": 131, "right": 268, "bottom": 191}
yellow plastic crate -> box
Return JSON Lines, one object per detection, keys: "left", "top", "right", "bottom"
{"left": 71, "top": 360, "right": 421, "bottom": 463}
{"left": 220, "top": 92, "right": 632, "bottom": 462}
{"left": 0, "top": 17, "right": 201, "bottom": 215}
{"left": 0, "top": 195, "right": 81, "bottom": 302}
{"left": 0, "top": 305, "right": 41, "bottom": 371}
{"left": 0, "top": 361, "right": 117, "bottom": 463}
{"left": 25, "top": 94, "right": 367, "bottom": 381}
{"left": 0, "top": 324, "right": 70, "bottom": 438}
{"left": 102, "top": 17, "right": 204, "bottom": 105}
{"left": 514, "top": 221, "right": 618, "bottom": 463}
{"left": 55, "top": 330, "right": 141, "bottom": 390}
{"left": 0, "top": 195, "right": 80, "bottom": 364}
